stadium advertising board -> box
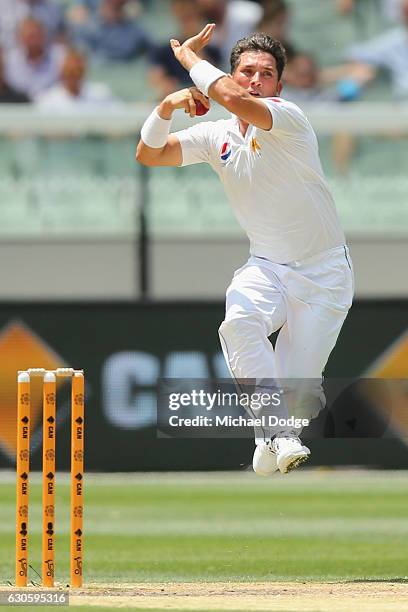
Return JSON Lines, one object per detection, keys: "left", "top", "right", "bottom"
{"left": 0, "top": 302, "right": 407, "bottom": 470}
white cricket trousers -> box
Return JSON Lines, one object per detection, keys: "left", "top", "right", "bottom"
{"left": 218, "top": 245, "right": 354, "bottom": 442}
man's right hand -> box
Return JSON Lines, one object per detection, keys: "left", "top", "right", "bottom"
{"left": 158, "top": 87, "right": 210, "bottom": 119}
{"left": 137, "top": 87, "right": 209, "bottom": 168}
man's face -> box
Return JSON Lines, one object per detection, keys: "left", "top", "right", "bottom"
{"left": 20, "top": 21, "right": 45, "bottom": 55}
{"left": 101, "top": 0, "right": 126, "bottom": 21}
{"left": 62, "top": 54, "right": 86, "bottom": 91}
{"left": 171, "top": 0, "right": 201, "bottom": 33}
{"left": 232, "top": 51, "right": 282, "bottom": 98}
{"left": 285, "top": 54, "right": 318, "bottom": 89}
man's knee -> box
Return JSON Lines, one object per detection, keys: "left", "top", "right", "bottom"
{"left": 219, "top": 312, "right": 266, "bottom": 342}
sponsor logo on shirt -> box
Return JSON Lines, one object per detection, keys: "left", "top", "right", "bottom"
{"left": 220, "top": 141, "right": 232, "bottom": 162}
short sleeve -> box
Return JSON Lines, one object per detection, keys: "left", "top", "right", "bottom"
{"left": 260, "top": 98, "right": 308, "bottom": 134}
{"left": 174, "top": 121, "right": 213, "bottom": 166}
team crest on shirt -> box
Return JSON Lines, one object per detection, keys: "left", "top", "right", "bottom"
{"left": 250, "top": 137, "right": 262, "bottom": 156}
{"left": 220, "top": 141, "right": 232, "bottom": 162}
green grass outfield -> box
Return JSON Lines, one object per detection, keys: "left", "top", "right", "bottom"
{"left": 1, "top": 469, "right": 408, "bottom": 587}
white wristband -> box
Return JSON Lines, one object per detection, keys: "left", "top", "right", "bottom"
{"left": 190, "top": 60, "right": 226, "bottom": 96}
{"left": 140, "top": 107, "right": 172, "bottom": 148}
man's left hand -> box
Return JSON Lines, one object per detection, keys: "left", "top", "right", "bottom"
{"left": 170, "top": 23, "right": 216, "bottom": 71}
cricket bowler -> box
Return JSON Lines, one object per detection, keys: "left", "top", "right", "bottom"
{"left": 136, "top": 24, "right": 354, "bottom": 475}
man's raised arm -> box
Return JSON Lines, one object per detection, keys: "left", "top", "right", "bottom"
{"left": 170, "top": 24, "right": 273, "bottom": 131}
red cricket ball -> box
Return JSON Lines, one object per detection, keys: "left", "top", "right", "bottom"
{"left": 195, "top": 100, "right": 210, "bottom": 116}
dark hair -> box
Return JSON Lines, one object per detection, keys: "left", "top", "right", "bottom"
{"left": 230, "top": 33, "right": 287, "bottom": 80}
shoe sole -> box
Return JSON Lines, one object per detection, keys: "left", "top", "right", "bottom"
{"left": 278, "top": 449, "right": 310, "bottom": 474}
{"left": 285, "top": 453, "right": 310, "bottom": 473}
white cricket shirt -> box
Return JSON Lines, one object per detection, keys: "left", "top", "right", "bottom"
{"left": 176, "top": 97, "right": 345, "bottom": 264}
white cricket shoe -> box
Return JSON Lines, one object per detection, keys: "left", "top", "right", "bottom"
{"left": 271, "top": 432, "right": 311, "bottom": 474}
{"left": 252, "top": 441, "right": 278, "bottom": 476}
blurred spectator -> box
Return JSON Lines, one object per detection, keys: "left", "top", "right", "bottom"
{"left": 383, "top": 0, "right": 405, "bottom": 22}
{"left": 148, "top": 0, "right": 221, "bottom": 99}
{"left": 337, "top": 0, "right": 403, "bottom": 38}
{"left": 67, "top": 0, "right": 142, "bottom": 25}
{"left": 283, "top": 48, "right": 364, "bottom": 176}
{"left": 337, "top": 0, "right": 402, "bottom": 21}
{"left": 197, "top": 0, "right": 263, "bottom": 67}
{"left": 283, "top": 51, "right": 339, "bottom": 105}
{"left": 72, "top": 0, "right": 151, "bottom": 62}
{"left": 0, "top": 0, "right": 66, "bottom": 49}
{"left": 67, "top": 0, "right": 101, "bottom": 26}
{"left": 4, "top": 18, "right": 65, "bottom": 98}
{"left": 343, "top": 0, "right": 408, "bottom": 99}
{"left": 284, "top": 47, "right": 368, "bottom": 105}
{"left": 36, "top": 48, "right": 122, "bottom": 109}
{"left": 0, "top": 47, "right": 30, "bottom": 102}
{"left": 256, "top": 0, "right": 290, "bottom": 46}
{"left": 337, "top": 0, "right": 351, "bottom": 11}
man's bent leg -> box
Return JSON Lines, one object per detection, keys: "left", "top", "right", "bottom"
{"left": 218, "top": 260, "right": 288, "bottom": 474}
